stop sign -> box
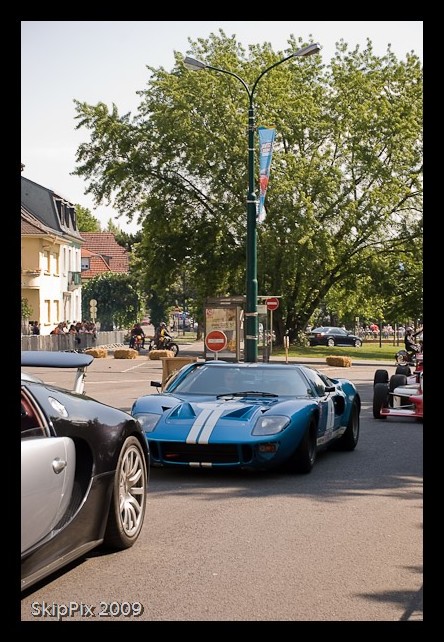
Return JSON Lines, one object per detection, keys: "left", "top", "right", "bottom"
{"left": 266, "top": 297, "right": 279, "bottom": 311}
{"left": 205, "top": 330, "right": 228, "bottom": 352}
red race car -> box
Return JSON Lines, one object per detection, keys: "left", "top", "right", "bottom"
{"left": 373, "top": 368, "right": 423, "bottom": 421}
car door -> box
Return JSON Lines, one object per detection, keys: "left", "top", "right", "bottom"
{"left": 333, "top": 328, "right": 348, "bottom": 345}
{"left": 300, "top": 368, "right": 341, "bottom": 443}
{"left": 21, "top": 434, "right": 76, "bottom": 553}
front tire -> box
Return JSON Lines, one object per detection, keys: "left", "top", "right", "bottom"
{"left": 354, "top": 339, "right": 362, "bottom": 347}
{"left": 169, "top": 342, "right": 179, "bottom": 356}
{"left": 103, "top": 436, "right": 148, "bottom": 550}
{"left": 290, "top": 419, "right": 317, "bottom": 474}
{"left": 373, "top": 383, "right": 389, "bottom": 419}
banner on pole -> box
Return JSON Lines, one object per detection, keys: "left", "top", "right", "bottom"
{"left": 257, "top": 126, "right": 276, "bottom": 223}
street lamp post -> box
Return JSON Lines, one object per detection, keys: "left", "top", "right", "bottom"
{"left": 183, "top": 43, "right": 321, "bottom": 362}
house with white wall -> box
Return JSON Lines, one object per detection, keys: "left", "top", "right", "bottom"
{"left": 21, "top": 175, "right": 84, "bottom": 336}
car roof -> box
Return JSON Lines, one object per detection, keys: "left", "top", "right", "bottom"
{"left": 312, "top": 326, "right": 337, "bottom": 331}
{"left": 193, "top": 361, "right": 312, "bottom": 373}
{"left": 21, "top": 351, "right": 94, "bottom": 368}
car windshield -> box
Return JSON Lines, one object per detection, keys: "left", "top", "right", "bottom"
{"left": 168, "top": 364, "right": 310, "bottom": 397}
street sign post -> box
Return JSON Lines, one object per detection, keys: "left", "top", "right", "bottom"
{"left": 265, "top": 297, "right": 279, "bottom": 355}
{"left": 89, "top": 299, "right": 97, "bottom": 323}
{"left": 205, "top": 330, "right": 228, "bottom": 360}
{"left": 266, "top": 297, "right": 279, "bottom": 311}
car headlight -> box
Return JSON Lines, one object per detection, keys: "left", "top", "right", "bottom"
{"left": 134, "top": 413, "right": 161, "bottom": 433}
{"left": 252, "top": 416, "right": 290, "bottom": 436}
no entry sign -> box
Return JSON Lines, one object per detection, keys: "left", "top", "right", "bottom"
{"left": 266, "top": 297, "right": 279, "bottom": 311}
{"left": 205, "top": 330, "right": 228, "bottom": 352}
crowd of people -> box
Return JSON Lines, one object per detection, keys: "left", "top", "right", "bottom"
{"left": 50, "top": 320, "right": 97, "bottom": 339}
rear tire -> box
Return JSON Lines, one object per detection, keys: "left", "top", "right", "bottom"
{"left": 327, "top": 338, "right": 335, "bottom": 347}
{"left": 103, "top": 436, "right": 148, "bottom": 550}
{"left": 332, "top": 399, "right": 359, "bottom": 450}
{"left": 374, "top": 369, "right": 389, "bottom": 386}
{"left": 395, "top": 365, "right": 411, "bottom": 376}
{"left": 373, "top": 383, "right": 389, "bottom": 419}
{"left": 389, "top": 374, "right": 408, "bottom": 392}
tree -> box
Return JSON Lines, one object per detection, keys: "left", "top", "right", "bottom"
{"left": 21, "top": 297, "right": 33, "bottom": 335}
{"left": 73, "top": 31, "right": 422, "bottom": 342}
{"left": 21, "top": 297, "right": 33, "bottom": 319}
{"left": 81, "top": 272, "right": 141, "bottom": 331}
{"left": 75, "top": 204, "right": 101, "bottom": 232}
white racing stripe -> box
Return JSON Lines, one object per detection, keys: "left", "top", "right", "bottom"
{"left": 198, "top": 407, "right": 230, "bottom": 444}
{"left": 186, "top": 402, "right": 244, "bottom": 444}
{"left": 186, "top": 406, "right": 214, "bottom": 443}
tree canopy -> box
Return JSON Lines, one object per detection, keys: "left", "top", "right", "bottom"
{"left": 73, "top": 30, "right": 423, "bottom": 340}
{"left": 81, "top": 272, "right": 141, "bottom": 331}
{"left": 75, "top": 204, "right": 101, "bottom": 232}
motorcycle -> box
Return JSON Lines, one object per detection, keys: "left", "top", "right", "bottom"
{"left": 395, "top": 346, "right": 423, "bottom": 378}
{"left": 131, "top": 334, "right": 144, "bottom": 352}
{"left": 148, "top": 336, "right": 179, "bottom": 357}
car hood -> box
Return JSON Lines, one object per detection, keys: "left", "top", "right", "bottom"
{"left": 133, "top": 394, "right": 310, "bottom": 441}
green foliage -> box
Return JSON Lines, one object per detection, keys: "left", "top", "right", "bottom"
{"left": 72, "top": 31, "right": 422, "bottom": 337}
{"left": 114, "top": 229, "right": 143, "bottom": 254}
{"left": 21, "top": 297, "right": 33, "bottom": 319}
{"left": 75, "top": 204, "right": 101, "bottom": 232}
{"left": 81, "top": 272, "right": 141, "bottom": 330}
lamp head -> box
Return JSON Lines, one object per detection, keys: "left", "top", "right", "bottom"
{"left": 293, "top": 43, "right": 321, "bottom": 58}
{"left": 183, "top": 56, "right": 207, "bottom": 71}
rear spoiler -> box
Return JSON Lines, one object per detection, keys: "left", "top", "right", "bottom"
{"left": 21, "top": 351, "right": 94, "bottom": 368}
{"left": 21, "top": 351, "right": 94, "bottom": 394}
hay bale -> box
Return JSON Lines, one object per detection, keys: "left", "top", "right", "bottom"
{"left": 114, "top": 348, "right": 138, "bottom": 359}
{"left": 148, "top": 349, "right": 174, "bottom": 360}
{"left": 325, "top": 355, "right": 352, "bottom": 367}
{"left": 85, "top": 347, "right": 108, "bottom": 359}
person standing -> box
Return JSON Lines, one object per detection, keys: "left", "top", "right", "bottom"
{"left": 31, "top": 321, "right": 40, "bottom": 335}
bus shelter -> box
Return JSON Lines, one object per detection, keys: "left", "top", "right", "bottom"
{"left": 204, "top": 296, "right": 244, "bottom": 362}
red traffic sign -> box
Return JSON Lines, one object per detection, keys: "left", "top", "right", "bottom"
{"left": 205, "top": 330, "right": 228, "bottom": 352}
{"left": 266, "top": 297, "right": 279, "bottom": 311}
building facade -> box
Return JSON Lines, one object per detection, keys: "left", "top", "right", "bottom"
{"left": 21, "top": 176, "right": 84, "bottom": 335}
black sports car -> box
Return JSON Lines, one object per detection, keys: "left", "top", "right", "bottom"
{"left": 21, "top": 351, "right": 149, "bottom": 592}
{"left": 308, "top": 327, "right": 362, "bottom": 348}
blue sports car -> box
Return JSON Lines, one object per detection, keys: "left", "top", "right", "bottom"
{"left": 131, "top": 361, "right": 360, "bottom": 474}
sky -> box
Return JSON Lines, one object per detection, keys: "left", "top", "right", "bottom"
{"left": 21, "top": 21, "right": 423, "bottom": 233}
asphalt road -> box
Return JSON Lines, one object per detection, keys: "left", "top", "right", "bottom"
{"left": 20, "top": 346, "right": 423, "bottom": 622}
